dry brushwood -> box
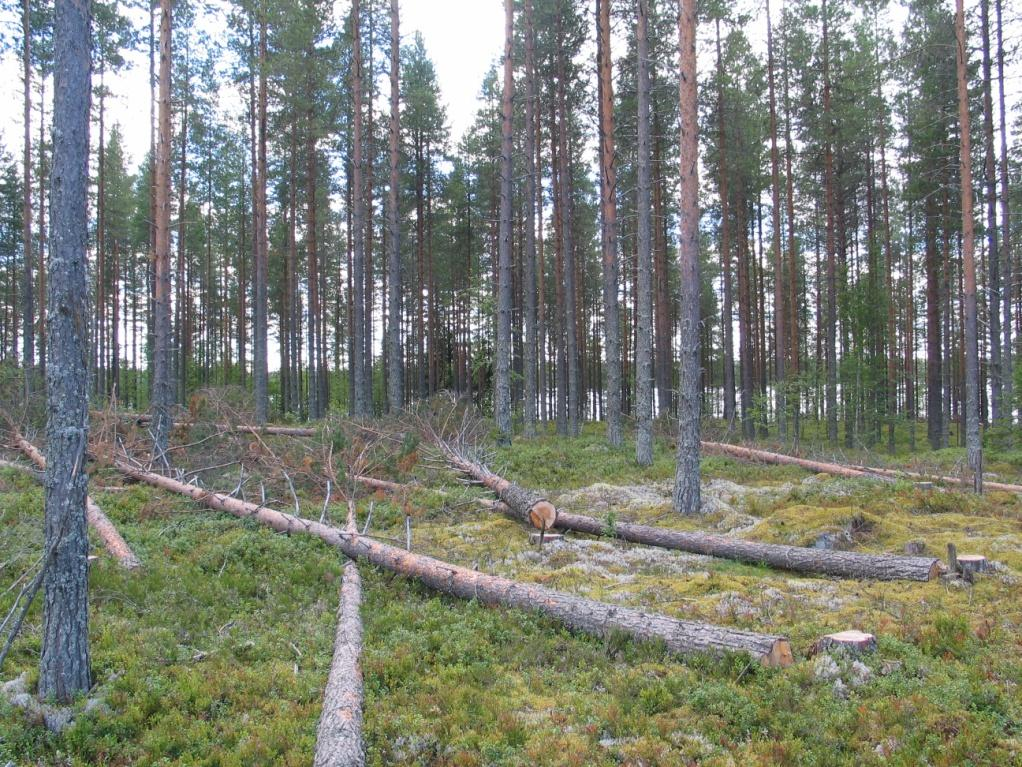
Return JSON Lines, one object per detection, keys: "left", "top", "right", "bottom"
{"left": 114, "top": 457, "right": 793, "bottom": 667}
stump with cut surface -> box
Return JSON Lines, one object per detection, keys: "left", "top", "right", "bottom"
{"left": 811, "top": 630, "right": 877, "bottom": 656}
{"left": 956, "top": 554, "right": 986, "bottom": 576}
{"left": 115, "top": 460, "right": 794, "bottom": 667}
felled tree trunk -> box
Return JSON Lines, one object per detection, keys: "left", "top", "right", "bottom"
{"left": 436, "top": 443, "right": 556, "bottom": 529}
{"left": 438, "top": 446, "right": 939, "bottom": 582}
{"left": 702, "top": 441, "right": 882, "bottom": 480}
{"left": 122, "top": 413, "right": 316, "bottom": 438}
{"left": 115, "top": 460, "right": 793, "bottom": 667}
{"left": 314, "top": 506, "right": 364, "bottom": 767}
{"left": 13, "top": 433, "right": 141, "bottom": 569}
{"left": 480, "top": 499, "right": 939, "bottom": 582}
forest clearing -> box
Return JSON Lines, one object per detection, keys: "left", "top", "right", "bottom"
{"left": 2, "top": 0, "right": 1022, "bottom": 762}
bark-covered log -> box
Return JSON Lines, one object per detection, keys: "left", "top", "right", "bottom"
{"left": 480, "top": 498, "right": 940, "bottom": 582}
{"left": 436, "top": 443, "right": 555, "bottom": 529}
{"left": 702, "top": 441, "right": 882, "bottom": 480}
{"left": 115, "top": 460, "right": 793, "bottom": 666}
{"left": 120, "top": 413, "right": 316, "bottom": 438}
{"left": 13, "top": 433, "right": 141, "bottom": 569}
{"left": 314, "top": 507, "right": 364, "bottom": 767}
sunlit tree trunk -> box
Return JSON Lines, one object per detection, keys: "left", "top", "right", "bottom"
{"left": 674, "top": 0, "right": 701, "bottom": 515}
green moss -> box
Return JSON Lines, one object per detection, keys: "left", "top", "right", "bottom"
{"left": 2, "top": 426, "right": 1021, "bottom": 765}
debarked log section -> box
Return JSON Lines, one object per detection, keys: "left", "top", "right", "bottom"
{"left": 13, "top": 433, "right": 142, "bottom": 569}
{"left": 114, "top": 460, "right": 793, "bottom": 667}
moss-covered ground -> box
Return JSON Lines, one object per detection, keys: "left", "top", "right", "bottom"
{"left": 1, "top": 420, "right": 1021, "bottom": 765}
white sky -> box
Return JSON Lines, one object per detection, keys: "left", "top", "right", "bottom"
{"left": 0, "top": 0, "right": 506, "bottom": 170}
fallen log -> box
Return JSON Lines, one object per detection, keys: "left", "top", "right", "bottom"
{"left": 13, "top": 434, "right": 141, "bottom": 569}
{"left": 314, "top": 505, "right": 365, "bottom": 767}
{"left": 701, "top": 441, "right": 883, "bottom": 480}
{"left": 477, "top": 497, "right": 941, "bottom": 582}
{"left": 108, "top": 412, "right": 316, "bottom": 438}
{"left": 425, "top": 443, "right": 941, "bottom": 582}
{"left": 115, "top": 459, "right": 793, "bottom": 666}
{"left": 704, "top": 441, "right": 1022, "bottom": 495}
{"left": 432, "top": 443, "right": 556, "bottom": 530}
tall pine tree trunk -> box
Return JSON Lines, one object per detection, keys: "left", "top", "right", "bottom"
{"left": 715, "top": 21, "right": 735, "bottom": 432}
{"left": 995, "top": 0, "right": 1012, "bottom": 424}
{"left": 22, "top": 0, "right": 34, "bottom": 396}
{"left": 635, "top": 0, "right": 654, "bottom": 464}
{"left": 40, "top": 0, "right": 93, "bottom": 702}
{"left": 597, "top": 0, "right": 621, "bottom": 446}
{"left": 822, "top": 0, "right": 838, "bottom": 444}
{"left": 253, "top": 9, "right": 269, "bottom": 424}
{"left": 351, "top": 0, "right": 369, "bottom": 417}
{"left": 957, "top": 0, "right": 982, "bottom": 491}
{"left": 766, "top": 0, "right": 785, "bottom": 438}
{"left": 980, "top": 0, "right": 1001, "bottom": 422}
{"left": 523, "top": 0, "right": 539, "bottom": 437}
{"left": 495, "top": 0, "right": 514, "bottom": 443}
{"left": 674, "top": 0, "right": 701, "bottom": 515}
{"left": 386, "top": 0, "right": 403, "bottom": 412}
{"left": 152, "top": 0, "right": 174, "bottom": 460}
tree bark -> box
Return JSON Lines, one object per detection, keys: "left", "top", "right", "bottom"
{"left": 675, "top": 0, "right": 701, "bottom": 514}
{"left": 152, "top": 0, "right": 174, "bottom": 461}
{"left": 386, "top": 0, "right": 403, "bottom": 413}
{"left": 980, "top": 0, "right": 1001, "bottom": 423}
{"left": 253, "top": 9, "right": 269, "bottom": 424}
{"left": 21, "top": 0, "right": 34, "bottom": 396}
{"left": 481, "top": 497, "right": 939, "bottom": 582}
{"left": 822, "top": 0, "right": 838, "bottom": 445}
{"left": 495, "top": 0, "right": 514, "bottom": 443}
{"left": 40, "top": 0, "right": 93, "bottom": 701}
{"left": 635, "top": 0, "right": 654, "bottom": 465}
{"left": 766, "top": 0, "right": 785, "bottom": 438}
{"left": 351, "top": 0, "right": 368, "bottom": 417}
{"left": 313, "top": 508, "right": 364, "bottom": 767}
{"left": 115, "top": 462, "right": 793, "bottom": 667}
{"left": 715, "top": 21, "right": 735, "bottom": 432}
{"left": 956, "top": 0, "right": 982, "bottom": 492}
{"left": 523, "top": 0, "right": 539, "bottom": 438}
{"left": 995, "top": 0, "right": 1012, "bottom": 423}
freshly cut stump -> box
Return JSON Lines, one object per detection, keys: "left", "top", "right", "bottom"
{"left": 812, "top": 630, "right": 877, "bottom": 656}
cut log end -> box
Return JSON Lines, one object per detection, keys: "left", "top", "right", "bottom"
{"left": 812, "top": 630, "right": 877, "bottom": 656}
{"left": 763, "top": 639, "right": 794, "bottom": 667}
{"left": 528, "top": 500, "right": 557, "bottom": 531}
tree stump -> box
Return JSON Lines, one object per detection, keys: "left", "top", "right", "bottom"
{"left": 812, "top": 630, "right": 877, "bottom": 656}
{"left": 956, "top": 554, "right": 986, "bottom": 576}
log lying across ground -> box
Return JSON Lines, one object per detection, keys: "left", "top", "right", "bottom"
{"left": 702, "top": 441, "right": 884, "bottom": 480}
{"left": 109, "top": 412, "right": 316, "bottom": 438}
{"left": 434, "top": 445, "right": 941, "bottom": 582}
{"left": 115, "top": 459, "right": 793, "bottom": 667}
{"left": 432, "top": 442, "right": 557, "bottom": 530}
{"left": 706, "top": 440, "right": 1022, "bottom": 494}
{"left": 480, "top": 497, "right": 942, "bottom": 582}
{"left": 13, "top": 434, "right": 142, "bottom": 569}
{"left": 314, "top": 506, "right": 365, "bottom": 767}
